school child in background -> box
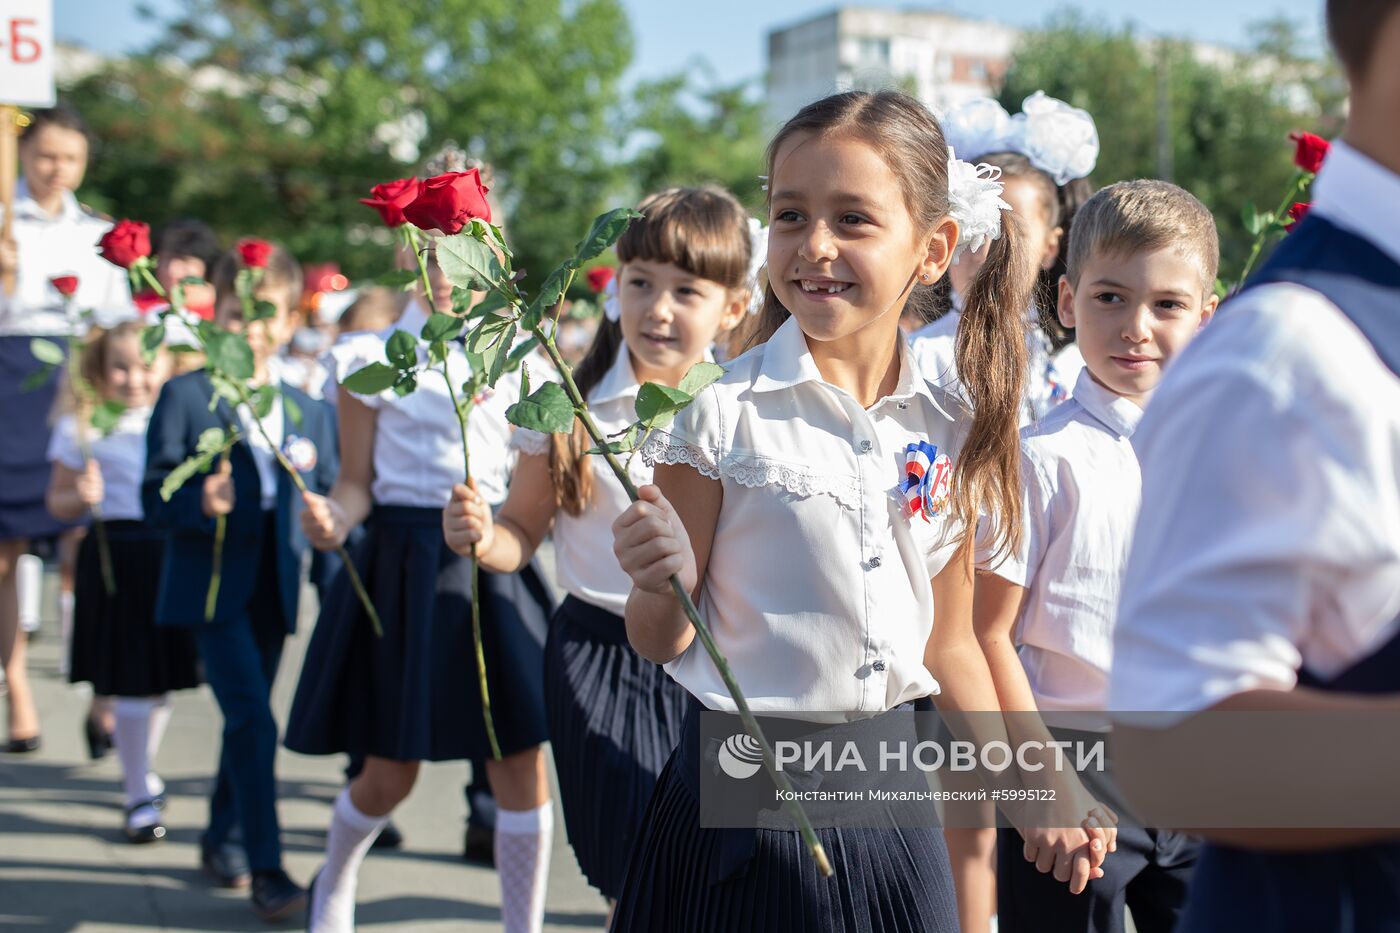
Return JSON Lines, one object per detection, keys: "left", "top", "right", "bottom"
{"left": 443, "top": 186, "right": 753, "bottom": 915}
{"left": 143, "top": 244, "right": 337, "bottom": 921}
{"left": 975, "top": 181, "right": 1219, "bottom": 933}
{"left": 46, "top": 321, "right": 200, "bottom": 843}
{"left": 288, "top": 247, "right": 554, "bottom": 933}
{"left": 609, "top": 90, "right": 1108, "bottom": 933}
{"left": 910, "top": 93, "right": 1099, "bottom": 426}
{"left": 140, "top": 219, "right": 222, "bottom": 319}
{"left": 1110, "top": 1, "right": 1400, "bottom": 929}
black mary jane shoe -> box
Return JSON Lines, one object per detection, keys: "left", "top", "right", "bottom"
{"left": 4, "top": 735, "right": 41, "bottom": 754}
{"left": 84, "top": 716, "right": 113, "bottom": 760}
{"left": 125, "top": 800, "right": 167, "bottom": 844}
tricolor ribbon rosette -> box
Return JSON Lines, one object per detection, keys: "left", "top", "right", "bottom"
{"left": 283, "top": 434, "right": 318, "bottom": 473}
{"left": 901, "top": 440, "right": 953, "bottom": 522}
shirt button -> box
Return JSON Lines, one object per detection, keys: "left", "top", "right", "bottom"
{"left": 868, "top": 556, "right": 882, "bottom": 569}
{"left": 897, "top": 401, "right": 910, "bottom": 410}
{"left": 872, "top": 660, "right": 887, "bottom": 672}
{"left": 859, "top": 439, "right": 873, "bottom": 452}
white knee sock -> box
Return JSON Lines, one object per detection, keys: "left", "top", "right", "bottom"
{"left": 114, "top": 698, "right": 156, "bottom": 816}
{"left": 146, "top": 695, "right": 171, "bottom": 797}
{"left": 311, "top": 787, "right": 387, "bottom": 933}
{"left": 58, "top": 589, "right": 74, "bottom": 675}
{"left": 16, "top": 554, "right": 41, "bottom": 634}
{"left": 495, "top": 802, "right": 553, "bottom": 933}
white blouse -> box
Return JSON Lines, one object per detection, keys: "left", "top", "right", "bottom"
{"left": 512, "top": 344, "right": 652, "bottom": 617}
{"left": 641, "top": 315, "right": 968, "bottom": 715}
{"left": 986, "top": 369, "right": 1144, "bottom": 721}
{"left": 0, "top": 181, "right": 134, "bottom": 337}
{"left": 338, "top": 301, "right": 518, "bottom": 508}
{"left": 1111, "top": 142, "right": 1400, "bottom": 723}
{"left": 46, "top": 406, "right": 154, "bottom": 522}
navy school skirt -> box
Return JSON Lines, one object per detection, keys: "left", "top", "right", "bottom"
{"left": 545, "top": 594, "right": 689, "bottom": 899}
{"left": 285, "top": 505, "right": 554, "bottom": 762}
{"left": 611, "top": 698, "right": 960, "bottom": 932}
{"left": 69, "top": 520, "right": 201, "bottom": 697}
{"left": 0, "top": 335, "right": 78, "bottom": 541}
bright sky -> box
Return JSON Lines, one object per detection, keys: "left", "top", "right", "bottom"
{"left": 56, "top": 0, "right": 1324, "bottom": 86}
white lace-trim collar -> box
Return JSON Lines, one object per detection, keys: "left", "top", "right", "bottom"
{"left": 639, "top": 432, "right": 863, "bottom": 511}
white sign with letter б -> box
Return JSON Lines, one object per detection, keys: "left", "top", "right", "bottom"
{"left": 0, "top": 0, "right": 56, "bottom": 108}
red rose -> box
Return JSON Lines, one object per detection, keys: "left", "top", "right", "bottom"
{"left": 97, "top": 220, "right": 151, "bottom": 269}
{"left": 1288, "top": 132, "right": 1330, "bottom": 174}
{"left": 50, "top": 275, "right": 79, "bottom": 297}
{"left": 1284, "top": 201, "right": 1311, "bottom": 232}
{"left": 586, "top": 266, "right": 616, "bottom": 293}
{"left": 402, "top": 168, "right": 492, "bottom": 235}
{"left": 360, "top": 177, "right": 422, "bottom": 228}
{"left": 237, "top": 238, "right": 274, "bottom": 268}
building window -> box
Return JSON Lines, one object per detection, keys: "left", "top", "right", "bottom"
{"left": 857, "top": 37, "right": 890, "bottom": 64}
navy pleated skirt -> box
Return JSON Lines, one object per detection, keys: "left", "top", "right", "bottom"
{"left": 285, "top": 505, "right": 554, "bottom": 762}
{"left": 0, "top": 335, "right": 77, "bottom": 541}
{"left": 69, "top": 521, "right": 201, "bottom": 696}
{"left": 611, "top": 699, "right": 960, "bottom": 932}
{"left": 545, "top": 595, "right": 689, "bottom": 899}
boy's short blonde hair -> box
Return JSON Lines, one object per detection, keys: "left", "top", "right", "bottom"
{"left": 1065, "top": 180, "right": 1219, "bottom": 292}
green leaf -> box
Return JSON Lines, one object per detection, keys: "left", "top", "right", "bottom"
{"left": 141, "top": 324, "right": 166, "bottom": 365}
{"left": 391, "top": 372, "right": 418, "bottom": 397}
{"left": 468, "top": 289, "right": 511, "bottom": 319}
{"left": 90, "top": 399, "right": 127, "bottom": 435}
{"left": 375, "top": 268, "right": 420, "bottom": 288}
{"left": 341, "top": 362, "right": 399, "bottom": 394}
{"left": 509, "top": 335, "right": 540, "bottom": 367}
{"left": 468, "top": 313, "right": 514, "bottom": 354}
{"left": 520, "top": 361, "right": 531, "bottom": 400}
{"left": 421, "top": 311, "right": 464, "bottom": 344}
{"left": 250, "top": 299, "right": 278, "bottom": 323}
{"left": 437, "top": 233, "right": 502, "bottom": 292}
{"left": 203, "top": 329, "right": 255, "bottom": 381}
{"left": 505, "top": 381, "right": 575, "bottom": 434}
{"left": 487, "top": 322, "right": 516, "bottom": 386}
{"left": 160, "top": 427, "right": 234, "bottom": 502}
{"left": 525, "top": 263, "right": 574, "bottom": 327}
{"left": 251, "top": 385, "right": 276, "bottom": 420}
{"left": 385, "top": 329, "right": 418, "bottom": 367}
{"left": 20, "top": 365, "right": 55, "bottom": 392}
{"left": 677, "top": 361, "right": 725, "bottom": 398}
{"left": 575, "top": 208, "right": 643, "bottom": 263}
{"left": 428, "top": 340, "right": 449, "bottom": 366}
{"left": 30, "top": 338, "right": 65, "bottom": 366}
{"left": 634, "top": 382, "right": 693, "bottom": 428}
{"left": 283, "top": 393, "right": 303, "bottom": 427}
{"left": 586, "top": 423, "right": 641, "bottom": 457}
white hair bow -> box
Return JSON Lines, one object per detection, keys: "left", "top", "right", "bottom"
{"left": 946, "top": 149, "right": 1013, "bottom": 259}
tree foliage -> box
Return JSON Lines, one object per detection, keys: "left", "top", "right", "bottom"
{"left": 998, "top": 12, "right": 1345, "bottom": 278}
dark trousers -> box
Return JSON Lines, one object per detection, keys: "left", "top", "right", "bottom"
{"left": 996, "top": 731, "right": 1198, "bottom": 933}
{"left": 196, "top": 523, "right": 288, "bottom": 872}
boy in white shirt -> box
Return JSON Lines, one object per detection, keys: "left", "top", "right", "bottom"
{"left": 974, "top": 180, "right": 1219, "bottom": 933}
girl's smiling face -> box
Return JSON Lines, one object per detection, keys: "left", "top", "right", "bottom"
{"left": 101, "top": 332, "right": 169, "bottom": 409}
{"left": 617, "top": 258, "right": 744, "bottom": 384}
{"left": 767, "top": 132, "right": 956, "bottom": 346}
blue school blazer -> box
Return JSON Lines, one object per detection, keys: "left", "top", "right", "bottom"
{"left": 142, "top": 371, "right": 338, "bottom": 631}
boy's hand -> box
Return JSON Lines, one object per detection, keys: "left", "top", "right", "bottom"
{"left": 612, "top": 484, "right": 697, "bottom": 596}
{"left": 300, "top": 491, "right": 348, "bottom": 551}
{"left": 75, "top": 460, "right": 104, "bottom": 508}
{"left": 202, "top": 460, "right": 235, "bottom": 518}
{"left": 443, "top": 479, "right": 493, "bottom": 557}
{"left": 1020, "top": 799, "right": 1119, "bottom": 894}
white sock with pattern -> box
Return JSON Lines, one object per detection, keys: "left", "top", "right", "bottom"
{"left": 311, "top": 787, "right": 386, "bottom": 933}
{"left": 495, "top": 802, "right": 553, "bottom": 933}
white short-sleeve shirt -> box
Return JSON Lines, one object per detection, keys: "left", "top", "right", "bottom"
{"left": 512, "top": 344, "right": 655, "bottom": 616}
{"left": 340, "top": 301, "right": 519, "bottom": 508}
{"left": 1110, "top": 142, "right": 1400, "bottom": 723}
{"left": 0, "top": 182, "right": 135, "bottom": 337}
{"left": 987, "top": 369, "right": 1144, "bottom": 720}
{"left": 641, "top": 315, "right": 969, "bottom": 715}
{"left": 46, "top": 406, "right": 154, "bottom": 522}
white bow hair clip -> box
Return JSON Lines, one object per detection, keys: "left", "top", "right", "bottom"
{"left": 602, "top": 275, "right": 621, "bottom": 322}
{"left": 940, "top": 91, "right": 1099, "bottom": 186}
{"left": 946, "top": 149, "right": 1012, "bottom": 259}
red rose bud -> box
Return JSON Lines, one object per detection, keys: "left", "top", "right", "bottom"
{"left": 402, "top": 168, "right": 492, "bottom": 235}
{"left": 360, "top": 177, "right": 422, "bottom": 227}
{"left": 50, "top": 275, "right": 79, "bottom": 297}
{"left": 1288, "top": 132, "right": 1330, "bottom": 174}
{"left": 97, "top": 220, "right": 152, "bottom": 269}
{"left": 237, "top": 238, "right": 274, "bottom": 268}
{"left": 1284, "top": 201, "right": 1311, "bottom": 232}
{"left": 586, "top": 266, "right": 616, "bottom": 293}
